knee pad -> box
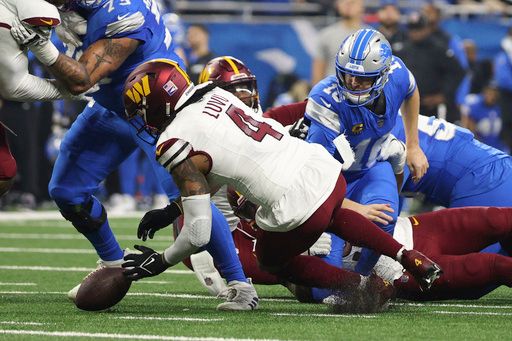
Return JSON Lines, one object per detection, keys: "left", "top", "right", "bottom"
{"left": 60, "top": 200, "right": 107, "bottom": 234}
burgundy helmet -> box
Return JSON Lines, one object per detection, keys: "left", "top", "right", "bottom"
{"left": 123, "top": 59, "right": 193, "bottom": 144}
{"left": 198, "top": 56, "right": 259, "bottom": 110}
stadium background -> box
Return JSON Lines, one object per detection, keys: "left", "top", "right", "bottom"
{"left": 0, "top": 0, "right": 510, "bottom": 210}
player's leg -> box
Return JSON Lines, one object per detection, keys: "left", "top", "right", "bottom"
{"left": 346, "top": 162, "right": 399, "bottom": 275}
{"left": 0, "top": 123, "right": 16, "bottom": 196}
{"left": 309, "top": 235, "right": 345, "bottom": 302}
{"left": 49, "top": 102, "right": 137, "bottom": 263}
{"left": 396, "top": 253, "right": 512, "bottom": 301}
{"left": 412, "top": 207, "right": 512, "bottom": 256}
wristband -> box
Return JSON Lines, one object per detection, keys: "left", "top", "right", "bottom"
{"left": 32, "top": 41, "right": 60, "bottom": 66}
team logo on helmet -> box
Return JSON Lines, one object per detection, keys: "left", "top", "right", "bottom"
{"left": 125, "top": 75, "right": 151, "bottom": 104}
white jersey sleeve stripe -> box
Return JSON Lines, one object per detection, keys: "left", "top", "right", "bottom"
{"left": 105, "top": 11, "right": 145, "bottom": 37}
{"left": 156, "top": 138, "right": 193, "bottom": 172}
{"left": 305, "top": 99, "right": 341, "bottom": 134}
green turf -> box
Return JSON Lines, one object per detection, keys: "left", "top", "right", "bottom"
{"left": 1, "top": 218, "right": 512, "bottom": 340}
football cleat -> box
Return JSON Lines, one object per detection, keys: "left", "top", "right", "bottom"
{"left": 216, "top": 280, "right": 259, "bottom": 311}
{"left": 67, "top": 248, "right": 135, "bottom": 301}
{"left": 400, "top": 249, "right": 443, "bottom": 290}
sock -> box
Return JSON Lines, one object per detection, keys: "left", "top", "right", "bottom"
{"left": 205, "top": 203, "right": 247, "bottom": 283}
{"left": 329, "top": 208, "right": 402, "bottom": 259}
{"left": 82, "top": 196, "right": 124, "bottom": 262}
{"left": 279, "top": 255, "right": 361, "bottom": 290}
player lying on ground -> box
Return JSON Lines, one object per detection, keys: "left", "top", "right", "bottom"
{"left": 121, "top": 59, "right": 442, "bottom": 311}
{"left": 191, "top": 197, "right": 512, "bottom": 303}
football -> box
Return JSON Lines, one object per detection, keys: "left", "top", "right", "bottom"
{"left": 74, "top": 267, "right": 132, "bottom": 311}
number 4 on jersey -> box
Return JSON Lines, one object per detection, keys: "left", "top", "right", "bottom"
{"left": 227, "top": 105, "right": 283, "bottom": 142}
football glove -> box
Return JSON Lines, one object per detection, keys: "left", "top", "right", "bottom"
{"left": 122, "top": 245, "right": 169, "bottom": 281}
{"left": 307, "top": 232, "right": 332, "bottom": 256}
{"left": 10, "top": 18, "right": 51, "bottom": 48}
{"left": 137, "top": 201, "right": 182, "bottom": 241}
{"left": 289, "top": 117, "right": 309, "bottom": 140}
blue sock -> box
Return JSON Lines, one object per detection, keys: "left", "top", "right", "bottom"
{"left": 205, "top": 203, "right": 247, "bottom": 283}
{"left": 82, "top": 196, "right": 124, "bottom": 261}
{"left": 311, "top": 234, "right": 345, "bottom": 302}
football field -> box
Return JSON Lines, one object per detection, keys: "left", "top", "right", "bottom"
{"left": 1, "top": 215, "right": 512, "bottom": 340}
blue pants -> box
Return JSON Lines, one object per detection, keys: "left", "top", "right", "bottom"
{"left": 48, "top": 101, "right": 247, "bottom": 283}
{"left": 345, "top": 161, "right": 398, "bottom": 275}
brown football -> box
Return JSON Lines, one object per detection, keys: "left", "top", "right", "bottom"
{"left": 74, "top": 267, "right": 132, "bottom": 311}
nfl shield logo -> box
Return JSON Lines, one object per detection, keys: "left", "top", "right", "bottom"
{"left": 163, "top": 80, "right": 178, "bottom": 97}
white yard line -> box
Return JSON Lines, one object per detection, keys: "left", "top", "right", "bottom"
{"left": 0, "top": 247, "right": 96, "bottom": 254}
{"left": 0, "top": 321, "right": 48, "bottom": 326}
{"left": 272, "top": 313, "right": 376, "bottom": 318}
{"left": 0, "top": 330, "right": 285, "bottom": 341}
{"left": 134, "top": 280, "right": 174, "bottom": 285}
{"left": 0, "top": 211, "right": 143, "bottom": 220}
{"left": 0, "top": 265, "right": 192, "bottom": 275}
{"left": 0, "top": 282, "right": 36, "bottom": 286}
{"left": 393, "top": 302, "right": 512, "bottom": 309}
{"left": 0, "top": 232, "right": 168, "bottom": 241}
{"left": 433, "top": 310, "right": 512, "bottom": 316}
{"left": 115, "top": 316, "right": 223, "bottom": 322}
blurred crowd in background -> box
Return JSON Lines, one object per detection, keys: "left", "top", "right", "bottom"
{"left": 1, "top": 0, "right": 512, "bottom": 211}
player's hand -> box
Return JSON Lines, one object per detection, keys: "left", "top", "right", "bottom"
{"left": 406, "top": 145, "right": 429, "bottom": 183}
{"left": 289, "top": 118, "right": 309, "bottom": 140}
{"left": 307, "top": 233, "right": 332, "bottom": 256}
{"left": 10, "top": 18, "right": 51, "bottom": 48}
{"left": 357, "top": 203, "right": 394, "bottom": 225}
{"left": 138, "top": 201, "right": 182, "bottom": 241}
{"left": 122, "top": 245, "right": 169, "bottom": 281}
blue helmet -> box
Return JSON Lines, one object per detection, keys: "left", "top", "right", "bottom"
{"left": 335, "top": 28, "right": 392, "bottom": 107}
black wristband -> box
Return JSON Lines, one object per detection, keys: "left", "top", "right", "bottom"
{"left": 165, "top": 201, "right": 183, "bottom": 221}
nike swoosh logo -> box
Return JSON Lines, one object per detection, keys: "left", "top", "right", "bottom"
{"left": 319, "top": 98, "right": 332, "bottom": 108}
{"left": 143, "top": 257, "right": 155, "bottom": 267}
{"left": 117, "top": 13, "right": 130, "bottom": 21}
{"left": 411, "top": 216, "right": 420, "bottom": 226}
{"left": 40, "top": 19, "right": 54, "bottom": 25}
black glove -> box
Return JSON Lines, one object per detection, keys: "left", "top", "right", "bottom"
{"left": 122, "top": 245, "right": 169, "bottom": 281}
{"left": 289, "top": 117, "right": 310, "bottom": 140}
{"left": 137, "top": 201, "right": 182, "bottom": 241}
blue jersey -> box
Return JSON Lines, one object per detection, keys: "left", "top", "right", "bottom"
{"left": 393, "top": 115, "right": 509, "bottom": 206}
{"left": 462, "top": 94, "right": 505, "bottom": 151}
{"left": 69, "top": 0, "right": 178, "bottom": 114}
{"left": 305, "top": 56, "right": 416, "bottom": 179}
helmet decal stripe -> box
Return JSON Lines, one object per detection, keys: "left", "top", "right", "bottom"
{"left": 146, "top": 58, "right": 191, "bottom": 85}
{"left": 223, "top": 57, "right": 240, "bottom": 74}
{"left": 351, "top": 29, "right": 374, "bottom": 65}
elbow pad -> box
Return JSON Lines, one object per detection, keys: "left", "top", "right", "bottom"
{"left": 182, "top": 194, "right": 212, "bottom": 247}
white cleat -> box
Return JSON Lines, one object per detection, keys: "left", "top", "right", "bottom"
{"left": 67, "top": 248, "right": 135, "bottom": 301}
{"left": 216, "top": 280, "right": 259, "bottom": 311}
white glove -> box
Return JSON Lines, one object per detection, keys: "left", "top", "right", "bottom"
{"left": 10, "top": 18, "right": 59, "bottom": 66}
{"left": 379, "top": 134, "right": 406, "bottom": 175}
{"left": 10, "top": 18, "right": 51, "bottom": 47}
{"left": 333, "top": 134, "right": 355, "bottom": 171}
{"left": 307, "top": 233, "right": 332, "bottom": 256}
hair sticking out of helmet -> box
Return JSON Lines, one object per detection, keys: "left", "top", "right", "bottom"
{"left": 123, "top": 59, "right": 193, "bottom": 145}
{"left": 198, "top": 56, "right": 259, "bottom": 111}
{"left": 335, "top": 28, "right": 392, "bottom": 107}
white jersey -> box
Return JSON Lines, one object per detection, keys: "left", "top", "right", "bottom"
{"left": 0, "top": 0, "right": 70, "bottom": 102}
{"left": 344, "top": 217, "right": 413, "bottom": 281}
{"left": 157, "top": 86, "right": 342, "bottom": 232}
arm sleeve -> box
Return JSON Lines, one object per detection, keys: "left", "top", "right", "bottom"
{"left": 263, "top": 100, "right": 307, "bottom": 126}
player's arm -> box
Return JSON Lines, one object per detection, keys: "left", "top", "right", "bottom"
{"left": 400, "top": 85, "right": 429, "bottom": 182}
{"left": 10, "top": 19, "right": 139, "bottom": 95}
{"left": 48, "top": 38, "right": 139, "bottom": 95}
{"left": 341, "top": 199, "right": 394, "bottom": 226}
{"left": 124, "top": 147, "right": 212, "bottom": 280}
